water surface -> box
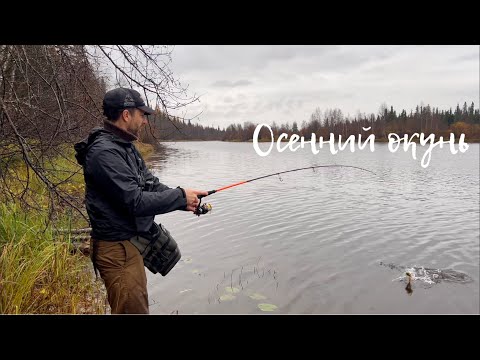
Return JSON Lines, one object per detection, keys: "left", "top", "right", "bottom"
{"left": 146, "top": 141, "right": 479, "bottom": 314}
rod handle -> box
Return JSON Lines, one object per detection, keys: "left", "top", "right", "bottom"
{"left": 197, "top": 190, "right": 216, "bottom": 199}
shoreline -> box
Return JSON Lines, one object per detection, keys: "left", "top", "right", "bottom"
{"left": 159, "top": 138, "right": 480, "bottom": 144}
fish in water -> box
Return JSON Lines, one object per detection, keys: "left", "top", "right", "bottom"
{"left": 405, "top": 272, "right": 413, "bottom": 295}
{"left": 379, "top": 262, "right": 474, "bottom": 285}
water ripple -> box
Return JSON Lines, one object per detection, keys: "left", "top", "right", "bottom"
{"left": 148, "top": 142, "right": 479, "bottom": 314}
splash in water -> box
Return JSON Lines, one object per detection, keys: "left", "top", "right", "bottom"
{"left": 380, "top": 262, "right": 474, "bottom": 287}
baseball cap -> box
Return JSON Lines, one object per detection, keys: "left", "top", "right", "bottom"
{"left": 103, "top": 88, "right": 155, "bottom": 115}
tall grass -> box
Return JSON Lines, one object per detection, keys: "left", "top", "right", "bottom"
{"left": 0, "top": 203, "right": 107, "bottom": 314}
{"left": 0, "top": 144, "right": 108, "bottom": 314}
{"left": 0, "top": 141, "right": 155, "bottom": 314}
{"left": 134, "top": 141, "right": 154, "bottom": 159}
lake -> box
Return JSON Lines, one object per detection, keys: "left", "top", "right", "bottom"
{"left": 145, "top": 141, "right": 479, "bottom": 314}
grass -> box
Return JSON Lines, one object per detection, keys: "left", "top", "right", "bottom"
{"left": 0, "top": 144, "right": 109, "bottom": 314}
{"left": 0, "top": 203, "right": 107, "bottom": 314}
{"left": 134, "top": 141, "right": 155, "bottom": 159}
{"left": 0, "top": 140, "right": 158, "bottom": 314}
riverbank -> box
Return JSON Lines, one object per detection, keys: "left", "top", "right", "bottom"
{"left": 0, "top": 144, "right": 119, "bottom": 314}
{"left": 135, "top": 141, "right": 155, "bottom": 158}
{"left": 0, "top": 204, "right": 107, "bottom": 314}
{"left": 0, "top": 141, "right": 156, "bottom": 314}
{"left": 238, "top": 136, "right": 480, "bottom": 143}
{"left": 159, "top": 136, "right": 480, "bottom": 144}
{"left": 0, "top": 217, "right": 107, "bottom": 314}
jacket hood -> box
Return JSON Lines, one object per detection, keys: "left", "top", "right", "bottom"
{"left": 74, "top": 127, "right": 108, "bottom": 166}
{"left": 74, "top": 120, "right": 138, "bottom": 166}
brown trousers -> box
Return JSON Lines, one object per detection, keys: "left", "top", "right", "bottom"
{"left": 91, "top": 239, "right": 149, "bottom": 314}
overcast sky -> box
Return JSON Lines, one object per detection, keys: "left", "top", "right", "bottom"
{"left": 167, "top": 45, "right": 479, "bottom": 129}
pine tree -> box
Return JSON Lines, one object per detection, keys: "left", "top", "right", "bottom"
{"left": 292, "top": 121, "right": 299, "bottom": 133}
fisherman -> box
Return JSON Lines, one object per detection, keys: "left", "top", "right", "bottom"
{"left": 74, "top": 87, "right": 207, "bottom": 314}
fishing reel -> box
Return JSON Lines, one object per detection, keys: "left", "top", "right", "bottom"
{"left": 194, "top": 196, "right": 212, "bottom": 216}
{"left": 195, "top": 203, "right": 212, "bottom": 216}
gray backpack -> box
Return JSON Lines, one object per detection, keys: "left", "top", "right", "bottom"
{"left": 130, "top": 223, "right": 181, "bottom": 276}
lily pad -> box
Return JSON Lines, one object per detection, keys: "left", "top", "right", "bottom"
{"left": 225, "top": 286, "right": 240, "bottom": 294}
{"left": 219, "top": 294, "right": 236, "bottom": 301}
{"left": 248, "top": 293, "right": 267, "bottom": 300}
{"left": 257, "top": 303, "right": 278, "bottom": 312}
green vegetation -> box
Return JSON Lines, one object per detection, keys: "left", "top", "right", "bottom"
{"left": 0, "top": 146, "right": 110, "bottom": 314}
{"left": 0, "top": 141, "right": 156, "bottom": 314}
{"left": 134, "top": 141, "right": 155, "bottom": 159}
{"left": 257, "top": 303, "right": 278, "bottom": 312}
{"left": 0, "top": 203, "right": 107, "bottom": 314}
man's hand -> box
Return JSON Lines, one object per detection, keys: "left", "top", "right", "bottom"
{"left": 184, "top": 189, "right": 208, "bottom": 212}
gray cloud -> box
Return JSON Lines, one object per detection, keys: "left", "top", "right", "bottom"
{"left": 212, "top": 79, "right": 252, "bottom": 87}
{"left": 168, "top": 45, "right": 479, "bottom": 129}
{"left": 454, "top": 52, "right": 479, "bottom": 62}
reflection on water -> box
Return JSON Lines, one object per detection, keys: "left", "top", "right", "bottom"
{"left": 146, "top": 141, "right": 479, "bottom": 314}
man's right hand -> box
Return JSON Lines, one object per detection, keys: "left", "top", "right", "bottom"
{"left": 184, "top": 188, "right": 208, "bottom": 212}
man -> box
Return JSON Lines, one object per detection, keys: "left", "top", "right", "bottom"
{"left": 74, "top": 87, "right": 207, "bottom": 314}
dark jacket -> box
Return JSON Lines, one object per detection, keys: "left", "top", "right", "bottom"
{"left": 74, "top": 121, "right": 187, "bottom": 241}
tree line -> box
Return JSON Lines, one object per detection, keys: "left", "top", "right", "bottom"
{"left": 143, "top": 101, "right": 480, "bottom": 142}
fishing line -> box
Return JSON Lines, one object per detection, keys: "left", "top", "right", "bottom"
{"left": 194, "top": 164, "right": 375, "bottom": 216}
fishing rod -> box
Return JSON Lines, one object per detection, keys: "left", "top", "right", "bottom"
{"left": 194, "top": 164, "right": 375, "bottom": 216}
